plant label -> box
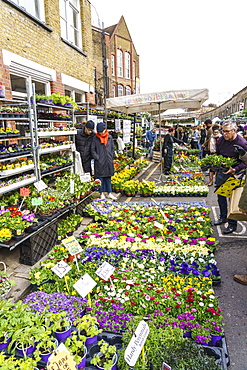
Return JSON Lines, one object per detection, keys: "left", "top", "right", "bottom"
{"left": 31, "top": 197, "right": 43, "bottom": 206}
{"left": 80, "top": 173, "right": 91, "bottom": 182}
{"left": 71, "top": 143, "right": 76, "bottom": 152}
{"left": 159, "top": 210, "right": 169, "bottom": 222}
{"left": 73, "top": 273, "right": 97, "bottom": 298}
{"left": 52, "top": 260, "right": 71, "bottom": 278}
{"left": 62, "top": 236, "right": 82, "bottom": 256}
{"left": 96, "top": 261, "right": 115, "bottom": 281}
{"left": 70, "top": 179, "right": 74, "bottom": 194}
{"left": 154, "top": 221, "right": 164, "bottom": 229}
{"left": 20, "top": 187, "right": 30, "bottom": 197}
{"left": 48, "top": 343, "right": 77, "bottom": 370}
{"left": 34, "top": 180, "right": 47, "bottom": 192}
{"left": 173, "top": 166, "right": 179, "bottom": 172}
{"left": 162, "top": 362, "right": 172, "bottom": 370}
{"left": 124, "top": 320, "right": 150, "bottom": 367}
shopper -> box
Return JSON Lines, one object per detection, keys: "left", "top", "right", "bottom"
{"left": 182, "top": 128, "right": 189, "bottom": 144}
{"left": 208, "top": 125, "right": 222, "bottom": 186}
{"left": 190, "top": 126, "right": 200, "bottom": 149}
{"left": 214, "top": 120, "right": 247, "bottom": 234}
{"left": 145, "top": 127, "right": 157, "bottom": 160}
{"left": 75, "top": 120, "right": 95, "bottom": 175}
{"left": 162, "top": 127, "right": 186, "bottom": 175}
{"left": 202, "top": 119, "right": 213, "bottom": 157}
{"left": 91, "top": 122, "right": 117, "bottom": 200}
{"left": 199, "top": 124, "right": 207, "bottom": 158}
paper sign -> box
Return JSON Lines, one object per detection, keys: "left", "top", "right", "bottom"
{"left": 96, "top": 261, "right": 115, "bottom": 281}
{"left": 71, "top": 143, "right": 76, "bottom": 152}
{"left": 34, "top": 180, "right": 47, "bottom": 192}
{"left": 31, "top": 197, "right": 43, "bottom": 206}
{"left": 124, "top": 320, "right": 150, "bottom": 366}
{"left": 62, "top": 236, "right": 82, "bottom": 256}
{"left": 80, "top": 173, "right": 91, "bottom": 183}
{"left": 48, "top": 343, "right": 76, "bottom": 370}
{"left": 52, "top": 260, "right": 71, "bottom": 278}
{"left": 20, "top": 188, "right": 30, "bottom": 197}
{"left": 162, "top": 362, "right": 172, "bottom": 370}
{"left": 154, "top": 221, "right": 164, "bottom": 229}
{"left": 70, "top": 179, "right": 74, "bottom": 194}
{"left": 160, "top": 210, "right": 169, "bottom": 222}
{"left": 73, "top": 273, "right": 97, "bottom": 298}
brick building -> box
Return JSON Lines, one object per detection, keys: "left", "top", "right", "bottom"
{"left": 0, "top": 0, "right": 95, "bottom": 103}
{"left": 92, "top": 16, "right": 140, "bottom": 105}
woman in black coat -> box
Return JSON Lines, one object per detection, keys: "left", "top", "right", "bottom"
{"left": 162, "top": 127, "right": 186, "bottom": 174}
{"left": 75, "top": 120, "right": 95, "bottom": 174}
{"left": 91, "top": 122, "right": 117, "bottom": 200}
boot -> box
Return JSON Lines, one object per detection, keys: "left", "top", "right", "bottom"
{"left": 233, "top": 274, "right": 247, "bottom": 285}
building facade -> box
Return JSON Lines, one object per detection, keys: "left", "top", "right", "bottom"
{"left": 92, "top": 16, "right": 140, "bottom": 105}
{"left": 0, "top": 0, "right": 95, "bottom": 103}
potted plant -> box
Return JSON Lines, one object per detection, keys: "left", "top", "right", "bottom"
{"left": 90, "top": 339, "right": 117, "bottom": 370}
{"left": 74, "top": 314, "right": 102, "bottom": 345}
{"left": 34, "top": 335, "right": 58, "bottom": 363}
{"left": 52, "top": 314, "right": 72, "bottom": 342}
{"left": 122, "top": 180, "right": 139, "bottom": 196}
{"left": 65, "top": 332, "right": 88, "bottom": 368}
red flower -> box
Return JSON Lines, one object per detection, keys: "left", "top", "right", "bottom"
{"left": 49, "top": 196, "right": 56, "bottom": 201}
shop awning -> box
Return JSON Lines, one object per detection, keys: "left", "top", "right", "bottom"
{"left": 106, "top": 88, "right": 209, "bottom": 115}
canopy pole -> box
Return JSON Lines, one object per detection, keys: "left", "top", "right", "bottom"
{"left": 132, "top": 113, "right": 136, "bottom": 159}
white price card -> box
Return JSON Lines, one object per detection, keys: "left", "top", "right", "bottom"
{"left": 62, "top": 236, "right": 83, "bottom": 256}
{"left": 162, "top": 362, "right": 172, "bottom": 370}
{"left": 52, "top": 260, "right": 71, "bottom": 278}
{"left": 159, "top": 210, "right": 169, "bottom": 222}
{"left": 173, "top": 166, "right": 179, "bottom": 172}
{"left": 70, "top": 179, "right": 74, "bottom": 194}
{"left": 34, "top": 180, "right": 47, "bottom": 192}
{"left": 73, "top": 273, "right": 97, "bottom": 298}
{"left": 71, "top": 143, "right": 76, "bottom": 152}
{"left": 154, "top": 221, "right": 164, "bottom": 229}
{"left": 80, "top": 173, "right": 91, "bottom": 182}
{"left": 96, "top": 261, "right": 115, "bottom": 281}
{"left": 124, "top": 320, "right": 149, "bottom": 367}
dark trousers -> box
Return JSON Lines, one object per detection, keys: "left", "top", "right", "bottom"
{"left": 217, "top": 194, "right": 237, "bottom": 227}
{"left": 164, "top": 155, "right": 172, "bottom": 172}
{"left": 82, "top": 160, "right": 92, "bottom": 175}
{"left": 96, "top": 176, "right": 112, "bottom": 193}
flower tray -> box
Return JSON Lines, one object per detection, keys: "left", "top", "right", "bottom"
{"left": 37, "top": 130, "right": 76, "bottom": 137}
{"left": 39, "top": 144, "right": 72, "bottom": 154}
{"left": 203, "top": 336, "right": 229, "bottom": 370}
{"left": 0, "top": 164, "right": 34, "bottom": 177}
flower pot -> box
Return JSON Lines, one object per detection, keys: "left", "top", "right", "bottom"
{"left": 39, "top": 338, "right": 58, "bottom": 362}
{"left": 76, "top": 345, "right": 87, "bottom": 369}
{"left": 85, "top": 334, "right": 98, "bottom": 345}
{"left": 0, "top": 335, "right": 10, "bottom": 350}
{"left": 96, "top": 353, "right": 118, "bottom": 370}
{"left": 209, "top": 334, "right": 222, "bottom": 347}
{"left": 54, "top": 321, "right": 72, "bottom": 342}
{"left": 183, "top": 330, "right": 191, "bottom": 338}
{"left": 16, "top": 342, "right": 36, "bottom": 357}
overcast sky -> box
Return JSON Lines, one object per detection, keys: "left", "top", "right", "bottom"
{"left": 90, "top": 0, "right": 247, "bottom": 106}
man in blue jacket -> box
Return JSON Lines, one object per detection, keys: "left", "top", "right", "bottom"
{"left": 145, "top": 127, "right": 157, "bottom": 160}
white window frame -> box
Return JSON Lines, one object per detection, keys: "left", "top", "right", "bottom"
{"left": 118, "top": 84, "right": 124, "bottom": 97}
{"left": 111, "top": 84, "right": 116, "bottom": 98}
{"left": 11, "top": 0, "right": 45, "bottom": 21}
{"left": 111, "top": 55, "right": 115, "bottom": 76}
{"left": 125, "top": 52, "right": 130, "bottom": 79}
{"left": 60, "top": 0, "right": 82, "bottom": 49}
{"left": 125, "top": 86, "right": 131, "bottom": 96}
{"left": 132, "top": 61, "right": 136, "bottom": 82}
{"left": 117, "top": 50, "right": 123, "bottom": 77}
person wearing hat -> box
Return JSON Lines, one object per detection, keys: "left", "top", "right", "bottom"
{"left": 75, "top": 120, "right": 95, "bottom": 175}
{"left": 91, "top": 122, "right": 117, "bottom": 200}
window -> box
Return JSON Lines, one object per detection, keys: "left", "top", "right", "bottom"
{"left": 111, "top": 55, "right": 115, "bottom": 76}
{"left": 125, "top": 52, "right": 130, "bottom": 79}
{"left": 60, "top": 0, "right": 82, "bottom": 49}
{"left": 10, "top": 75, "right": 47, "bottom": 97}
{"left": 11, "top": 0, "right": 45, "bottom": 21}
{"left": 111, "top": 85, "right": 116, "bottom": 98}
{"left": 132, "top": 61, "right": 136, "bottom": 82}
{"left": 117, "top": 50, "right": 123, "bottom": 77}
{"left": 118, "top": 85, "right": 124, "bottom": 97}
{"left": 64, "top": 87, "right": 85, "bottom": 103}
{"left": 125, "top": 86, "right": 131, "bottom": 95}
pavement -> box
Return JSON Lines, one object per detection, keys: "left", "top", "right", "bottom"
{"left": 1, "top": 160, "right": 247, "bottom": 369}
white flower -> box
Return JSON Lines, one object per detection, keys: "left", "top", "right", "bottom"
{"left": 145, "top": 295, "right": 150, "bottom": 301}
{"left": 208, "top": 303, "right": 214, "bottom": 307}
{"left": 126, "top": 285, "right": 130, "bottom": 290}
{"left": 209, "top": 294, "right": 215, "bottom": 300}
{"left": 124, "top": 296, "right": 129, "bottom": 301}
{"left": 118, "top": 288, "right": 123, "bottom": 293}
{"left": 199, "top": 302, "right": 204, "bottom": 307}
{"left": 104, "top": 286, "right": 110, "bottom": 291}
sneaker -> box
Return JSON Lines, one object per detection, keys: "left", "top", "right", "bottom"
{"left": 100, "top": 193, "right": 106, "bottom": 200}
{"left": 107, "top": 193, "right": 117, "bottom": 200}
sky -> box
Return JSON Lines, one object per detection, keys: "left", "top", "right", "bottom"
{"left": 90, "top": 0, "right": 247, "bottom": 107}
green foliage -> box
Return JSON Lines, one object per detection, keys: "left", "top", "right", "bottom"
{"left": 90, "top": 339, "right": 117, "bottom": 370}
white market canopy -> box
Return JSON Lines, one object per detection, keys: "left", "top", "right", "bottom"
{"left": 106, "top": 88, "right": 209, "bottom": 115}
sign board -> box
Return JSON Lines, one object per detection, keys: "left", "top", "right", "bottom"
{"left": 48, "top": 343, "right": 76, "bottom": 370}
{"left": 70, "top": 179, "right": 74, "bottom": 194}
{"left": 62, "top": 236, "right": 83, "bottom": 256}
{"left": 154, "top": 221, "right": 164, "bottom": 229}
{"left": 123, "top": 119, "right": 131, "bottom": 143}
{"left": 31, "top": 197, "right": 43, "bottom": 206}
{"left": 80, "top": 173, "right": 91, "bottom": 183}
{"left": 73, "top": 273, "right": 97, "bottom": 298}
{"left": 34, "top": 180, "right": 47, "bottom": 192}
{"left": 20, "top": 188, "right": 30, "bottom": 197}
{"left": 95, "top": 261, "right": 115, "bottom": 281}
{"left": 115, "top": 119, "right": 121, "bottom": 132}
{"left": 52, "top": 260, "right": 71, "bottom": 278}
{"left": 124, "top": 320, "right": 150, "bottom": 367}
{"left": 162, "top": 362, "right": 172, "bottom": 370}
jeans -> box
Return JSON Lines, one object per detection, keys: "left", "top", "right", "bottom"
{"left": 96, "top": 177, "right": 112, "bottom": 193}
{"left": 217, "top": 194, "right": 237, "bottom": 227}
{"left": 149, "top": 144, "right": 154, "bottom": 159}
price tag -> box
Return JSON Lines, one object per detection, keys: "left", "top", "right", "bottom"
{"left": 160, "top": 210, "right": 169, "bottom": 222}
{"left": 34, "top": 180, "right": 47, "bottom": 192}
{"left": 124, "top": 320, "right": 149, "bottom": 367}
{"left": 48, "top": 343, "right": 76, "bottom": 370}
{"left": 80, "top": 173, "right": 91, "bottom": 183}
{"left": 62, "top": 236, "right": 82, "bottom": 256}
{"left": 73, "top": 273, "right": 97, "bottom": 298}
{"left": 154, "top": 221, "right": 164, "bottom": 229}
{"left": 31, "top": 197, "right": 43, "bottom": 206}
{"left": 70, "top": 179, "right": 74, "bottom": 194}
{"left": 52, "top": 260, "right": 71, "bottom": 278}
{"left": 96, "top": 261, "right": 115, "bottom": 281}
{"left": 162, "top": 362, "right": 172, "bottom": 370}
{"left": 20, "top": 188, "right": 30, "bottom": 197}
{"left": 16, "top": 229, "right": 22, "bottom": 236}
{"left": 173, "top": 166, "right": 179, "bottom": 172}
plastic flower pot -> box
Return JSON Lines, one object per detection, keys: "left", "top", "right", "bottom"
{"left": 39, "top": 338, "right": 58, "bottom": 363}
{"left": 210, "top": 334, "right": 222, "bottom": 347}
{"left": 76, "top": 345, "right": 87, "bottom": 369}
{"left": 54, "top": 321, "right": 72, "bottom": 342}
{"left": 85, "top": 334, "right": 98, "bottom": 345}
{"left": 96, "top": 353, "right": 118, "bottom": 370}
{"left": 0, "top": 335, "right": 11, "bottom": 350}
{"left": 16, "top": 342, "right": 37, "bottom": 357}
